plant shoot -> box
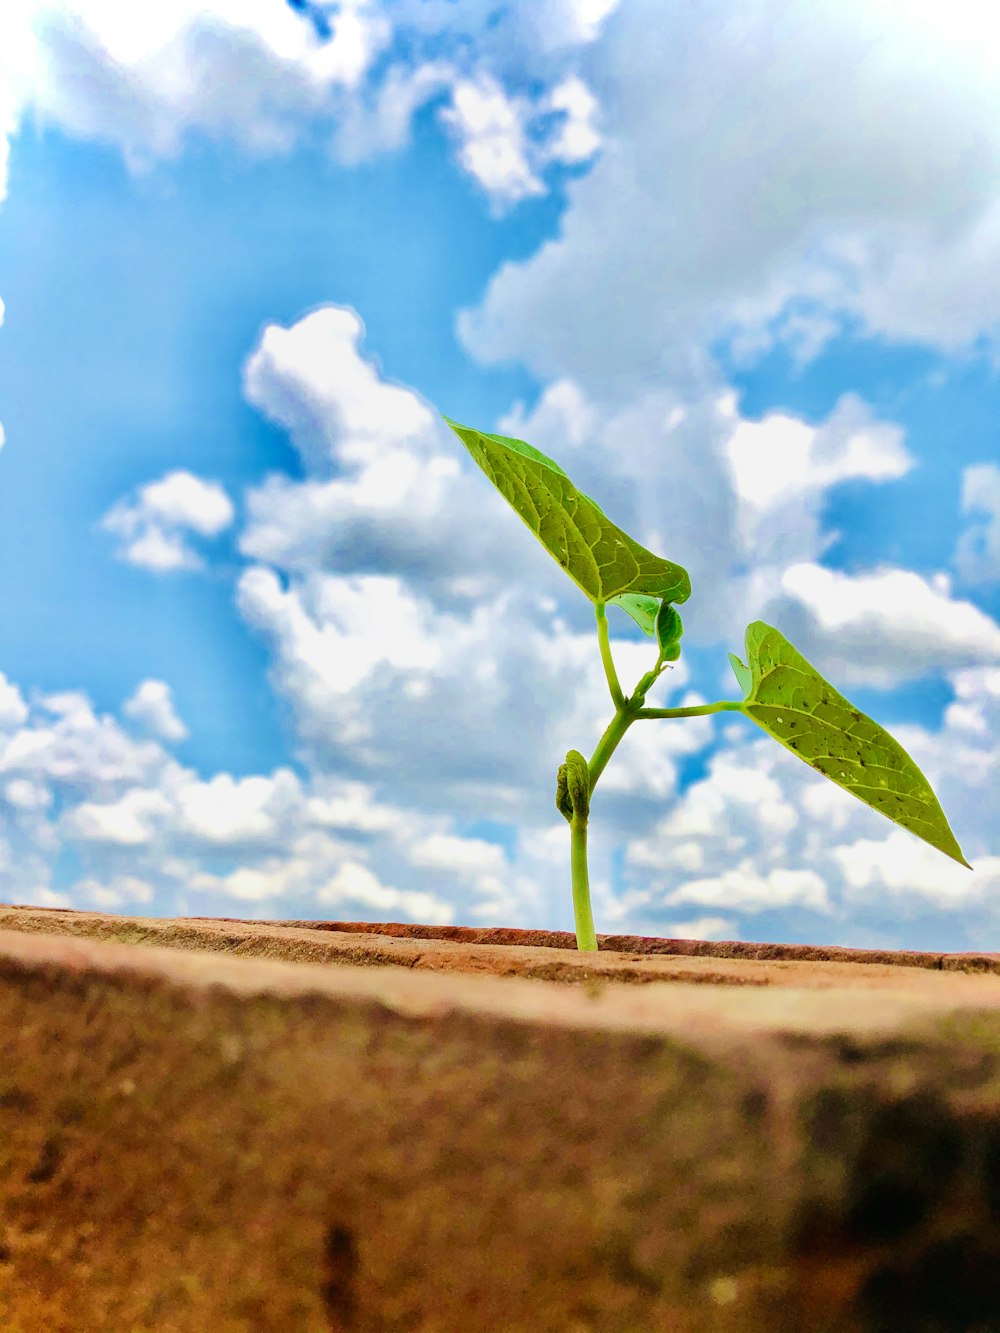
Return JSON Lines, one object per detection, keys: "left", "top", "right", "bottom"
{"left": 444, "top": 416, "right": 970, "bottom": 952}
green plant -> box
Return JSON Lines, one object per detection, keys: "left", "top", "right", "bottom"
{"left": 443, "top": 416, "right": 970, "bottom": 952}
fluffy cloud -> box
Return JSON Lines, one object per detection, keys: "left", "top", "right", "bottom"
{"left": 460, "top": 0, "right": 1000, "bottom": 390}
{"left": 724, "top": 394, "right": 912, "bottom": 558}
{"left": 239, "top": 308, "right": 586, "bottom": 597}
{"left": 769, "top": 564, "right": 1000, "bottom": 685}
{"left": 0, "top": 663, "right": 526, "bottom": 923}
{"left": 665, "top": 914, "right": 735, "bottom": 942}
{"left": 100, "top": 470, "right": 234, "bottom": 572}
{"left": 955, "top": 462, "right": 1000, "bottom": 586}
{"left": 440, "top": 70, "right": 601, "bottom": 213}
{"left": 1, "top": 0, "right": 610, "bottom": 212}
{"left": 243, "top": 305, "right": 436, "bottom": 473}
{"left": 122, "top": 680, "right": 189, "bottom": 742}
{"left": 24, "top": 0, "right": 391, "bottom": 166}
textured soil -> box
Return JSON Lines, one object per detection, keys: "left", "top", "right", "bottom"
{"left": 2, "top": 907, "right": 1000, "bottom": 1332}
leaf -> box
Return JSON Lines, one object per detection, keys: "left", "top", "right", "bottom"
{"left": 728, "top": 651, "right": 753, "bottom": 697}
{"left": 608, "top": 593, "right": 662, "bottom": 636}
{"left": 444, "top": 416, "right": 691, "bottom": 607}
{"left": 655, "top": 603, "right": 683, "bottom": 656}
{"left": 731, "top": 621, "right": 970, "bottom": 868}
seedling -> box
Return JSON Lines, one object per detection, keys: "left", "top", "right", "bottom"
{"left": 443, "top": 416, "right": 971, "bottom": 952}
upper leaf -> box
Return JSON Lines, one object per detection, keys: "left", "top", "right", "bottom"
{"left": 444, "top": 417, "right": 691, "bottom": 607}
{"left": 731, "top": 621, "right": 970, "bottom": 868}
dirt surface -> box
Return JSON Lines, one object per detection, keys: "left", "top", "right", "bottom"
{"left": 2, "top": 903, "right": 999, "bottom": 986}
{"left": 2, "top": 911, "right": 1000, "bottom": 1331}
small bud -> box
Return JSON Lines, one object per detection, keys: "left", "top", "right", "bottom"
{"left": 655, "top": 603, "right": 684, "bottom": 658}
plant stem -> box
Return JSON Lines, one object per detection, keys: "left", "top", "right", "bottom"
{"left": 636, "top": 701, "right": 744, "bottom": 720}
{"left": 568, "top": 693, "right": 743, "bottom": 950}
{"left": 588, "top": 706, "right": 635, "bottom": 788}
{"left": 565, "top": 703, "right": 637, "bottom": 952}
{"left": 570, "top": 814, "right": 597, "bottom": 951}
{"left": 595, "top": 603, "right": 626, "bottom": 710}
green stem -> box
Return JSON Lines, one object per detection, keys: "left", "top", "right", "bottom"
{"left": 568, "top": 697, "right": 743, "bottom": 949}
{"left": 570, "top": 815, "right": 597, "bottom": 951}
{"left": 636, "top": 701, "right": 744, "bottom": 720}
{"left": 588, "top": 706, "right": 635, "bottom": 789}
{"left": 595, "top": 603, "right": 626, "bottom": 710}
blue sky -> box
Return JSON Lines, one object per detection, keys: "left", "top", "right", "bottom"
{"left": 1, "top": 0, "right": 999, "bottom": 950}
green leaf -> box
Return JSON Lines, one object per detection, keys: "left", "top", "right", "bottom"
{"left": 728, "top": 651, "right": 753, "bottom": 697}
{"left": 608, "top": 593, "right": 662, "bottom": 636}
{"left": 655, "top": 603, "right": 683, "bottom": 656}
{"left": 731, "top": 622, "right": 970, "bottom": 868}
{"left": 444, "top": 416, "right": 691, "bottom": 607}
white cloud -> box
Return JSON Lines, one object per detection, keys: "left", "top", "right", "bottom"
{"left": 67, "top": 787, "right": 173, "bottom": 846}
{"left": 833, "top": 828, "right": 998, "bottom": 908}
{"left": 173, "top": 769, "right": 303, "bottom": 846}
{"left": 123, "top": 680, "right": 189, "bottom": 743}
{"left": 100, "top": 470, "right": 234, "bottom": 572}
{"left": 668, "top": 865, "right": 831, "bottom": 915}
{"left": 239, "top": 307, "right": 592, "bottom": 601}
{"left": 0, "top": 673, "right": 29, "bottom": 730}
{"left": 1, "top": 688, "right": 165, "bottom": 787}
{"left": 770, "top": 563, "right": 1000, "bottom": 685}
{"left": 538, "top": 77, "right": 601, "bottom": 165}
{"left": 531, "top": 0, "right": 623, "bottom": 49}
{"left": 460, "top": 0, "right": 1000, "bottom": 391}
{"left": 72, "top": 873, "right": 156, "bottom": 909}
{"left": 333, "top": 58, "right": 453, "bottom": 164}
{"left": 243, "top": 306, "right": 435, "bottom": 472}
{"left": 440, "top": 73, "right": 546, "bottom": 210}
{"left": 2, "top": 0, "right": 610, "bottom": 218}
{"left": 0, "top": 653, "right": 524, "bottom": 922}
{"left": 0, "top": 6, "right": 38, "bottom": 203}
{"left": 3, "top": 777, "right": 52, "bottom": 811}
{"left": 726, "top": 394, "right": 911, "bottom": 519}
{"left": 666, "top": 914, "right": 735, "bottom": 942}
{"left": 315, "top": 859, "right": 454, "bottom": 922}
{"left": 23, "top": 0, "right": 391, "bottom": 166}
{"left": 409, "top": 832, "right": 507, "bottom": 877}
{"left": 955, "top": 462, "right": 1000, "bottom": 586}
{"left": 439, "top": 70, "right": 602, "bottom": 212}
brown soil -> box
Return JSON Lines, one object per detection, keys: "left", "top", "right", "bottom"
{"left": 2, "top": 907, "right": 1000, "bottom": 1332}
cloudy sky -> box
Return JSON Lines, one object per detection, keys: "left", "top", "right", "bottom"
{"left": 1, "top": 0, "right": 999, "bottom": 950}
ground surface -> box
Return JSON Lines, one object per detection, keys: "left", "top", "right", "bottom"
{"left": 2, "top": 907, "right": 1000, "bottom": 1331}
